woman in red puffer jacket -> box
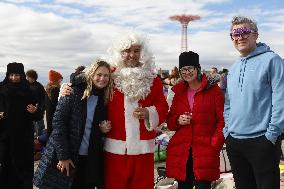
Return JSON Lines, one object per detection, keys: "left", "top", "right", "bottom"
{"left": 166, "top": 51, "right": 225, "bottom": 189}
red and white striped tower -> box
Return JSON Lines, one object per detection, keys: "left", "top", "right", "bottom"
{"left": 169, "top": 14, "right": 200, "bottom": 53}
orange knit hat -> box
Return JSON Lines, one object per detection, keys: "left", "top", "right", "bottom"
{"left": 48, "top": 70, "right": 63, "bottom": 83}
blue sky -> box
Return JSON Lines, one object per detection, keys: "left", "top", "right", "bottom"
{"left": 0, "top": 0, "right": 284, "bottom": 84}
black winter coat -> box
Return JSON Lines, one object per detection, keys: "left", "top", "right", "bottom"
{"left": 29, "top": 81, "right": 46, "bottom": 113}
{"left": 33, "top": 82, "right": 106, "bottom": 189}
{"left": 0, "top": 80, "right": 43, "bottom": 189}
{"left": 45, "top": 86, "right": 60, "bottom": 137}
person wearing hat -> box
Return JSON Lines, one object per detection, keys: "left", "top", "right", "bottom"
{"left": 0, "top": 62, "right": 43, "bottom": 189}
{"left": 45, "top": 70, "right": 63, "bottom": 138}
{"left": 166, "top": 51, "right": 225, "bottom": 189}
{"left": 70, "top": 65, "right": 86, "bottom": 83}
{"left": 60, "top": 32, "right": 169, "bottom": 189}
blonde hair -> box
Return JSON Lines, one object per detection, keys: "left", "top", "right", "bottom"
{"left": 82, "top": 60, "right": 113, "bottom": 104}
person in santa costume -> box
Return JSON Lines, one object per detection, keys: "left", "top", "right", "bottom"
{"left": 103, "top": 32, "right": 168, "bottom": 189}
{"left": 60, "top": 32, "right": 168, "bottom": 189}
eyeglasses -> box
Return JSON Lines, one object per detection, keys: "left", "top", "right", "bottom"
{"left": 230, "top": 28, "right": 257, "bottom": 41}
{"left": 180, "top": 66, "right": 195, "bottom": 74}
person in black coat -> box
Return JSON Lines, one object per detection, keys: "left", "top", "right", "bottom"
{"left": 26, "top": 69, "right": 47, "bottom": 137}
{"left": 0, "top": 62, "right": 43, "bottom": 189}
{"left": 33, "top": 60, "right": 113, "bottom": 189}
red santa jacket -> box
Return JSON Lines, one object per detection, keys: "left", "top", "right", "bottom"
{"left": 104, "top": 77, "right": 168, "bottom": 155}
{"left": 166, "top": 74, "right": 224, "bottom": 181}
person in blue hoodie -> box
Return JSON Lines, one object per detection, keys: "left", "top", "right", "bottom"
{"left": 224, "top": 16, "right": 284, "bottom": 189}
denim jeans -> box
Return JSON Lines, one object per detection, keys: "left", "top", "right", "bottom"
{"left": 33, "top": 119, "right": 45, "bottom": 137}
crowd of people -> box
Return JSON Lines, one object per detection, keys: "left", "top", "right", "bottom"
{"left": 0, "top": 15, "right": 284, "bottom": 189}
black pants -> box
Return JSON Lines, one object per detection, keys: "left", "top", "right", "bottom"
{"left": 71, "top": 155, "right": 101, "bottom": 189}
{"left": 0, "top": 140, "right": 33, "bottom": 189}
{"left": 0, "top": 157, "right": 33, "bottom": 189}
{"left": 226, "top": 135, "right": 281, "bottom": 189}
{"left": 178, "top": 149, "right": 211, "bottom": 189}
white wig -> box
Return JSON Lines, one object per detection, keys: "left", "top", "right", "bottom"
{"left": 108, "top": 32, "right": 156, "bottom": 73}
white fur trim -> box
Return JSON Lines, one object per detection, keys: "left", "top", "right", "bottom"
{"left": 144, "top": 106, "right": 159, "bottom": 131}
{"left": 104, "top": 138, "right": 155, "bottom": 155}
{"left": 104, "top": 97, "right": 155, "bottom": 155}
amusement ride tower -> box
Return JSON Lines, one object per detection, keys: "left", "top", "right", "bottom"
{"left": 169, "top": 14, "right": 200, "bottom": 52}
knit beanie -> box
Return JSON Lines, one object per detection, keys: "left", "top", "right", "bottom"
{"left": 6, "top": 62, "right": 25, "bottom": 75}
{"left": 179, "top": 51, "right": 200, "bottom": 69}
{"left": 75, "top": 65, "right": 86, "bottom": 72}
{"left": 48, "top": 70, "right": 63, "bottom": 83}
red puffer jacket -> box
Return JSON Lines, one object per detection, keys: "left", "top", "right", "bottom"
{"left": 166, "top": 74, "right": 224, "bottom": 181}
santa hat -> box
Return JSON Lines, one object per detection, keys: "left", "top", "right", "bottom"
{"left": 48, "top": 70, "right": 63, "bottom": 83}
{"left": 6, "top": 62, "right": 25, "bottom": 75}
{"left": 179, "top": 51, "right": 200, "bottom": 69}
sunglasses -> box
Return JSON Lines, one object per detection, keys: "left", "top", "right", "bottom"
{"left": 230, "top": 27, "right": 257, "bottom": 41}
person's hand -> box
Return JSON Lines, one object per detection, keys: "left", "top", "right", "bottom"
{"left": 0, "top": 112, "right": 4, "bottom": 120}
{"left": 27, "top": 104, "right": 38, "bottom": 113}
{"left": 178, "top": 112, "right": 192, "bottom": 125}
{"left": 133, "top": 107, "right": 149, "bottom": 120}
{"left": 57, "top": 159, "right": 75, "bottom": 176}
{"left": 60, "top": 83, "right": 73, "bottom": 96}
{"left": 99, "top": 120, "right": 112, "bottom": 133}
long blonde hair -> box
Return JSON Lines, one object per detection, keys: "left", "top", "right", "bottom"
{"left": 82, "top": 60, "right": 113, "bottom": 104}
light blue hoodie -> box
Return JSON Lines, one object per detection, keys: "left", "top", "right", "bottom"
{"left": 223, "top": 42, "right": 284, "bottom": 143}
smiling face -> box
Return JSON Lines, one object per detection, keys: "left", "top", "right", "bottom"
{"left": 121, "top": 45, "right": 141, "bottom": 67}
{"left": 231, "top": 23, "right": 258, "bottom": 57}
{"left": 9, "top": 73, "right": 21, "bottom": 83}
{"left": 179, "top": 66, "right": 198, "bottom": 83}
{"left": 92, "top": 66, "right": 110, "bottom": 89}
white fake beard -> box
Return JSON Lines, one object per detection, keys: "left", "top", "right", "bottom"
{"left": 114, "top": 67, "right": 155, "bottom": 101}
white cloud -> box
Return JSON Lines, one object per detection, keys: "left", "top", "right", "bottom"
{"left": 0, "top": 1, "right": 284, "bottom": 84}
{"left": 4, "top": 0, "right": 40, "bottom": 3}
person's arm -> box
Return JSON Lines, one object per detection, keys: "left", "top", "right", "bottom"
{"left": 50, "top": 87, "right": 60, "bottom": 108}
{"left": 0, "top": 93, "right": 6, "bottom": 122}
{"left": 144, "top": 78, "right": 169, "bottom": 131}
{"left": 27, "top": 89, "right": 44, "bottom": 121}
{"left": 211, "top": 86, "right": 225, "bottom": 151}
{"left": 51, "top": 92, "right": 75, "bottom": 160}
{"left": 265, "top": 55, "right": 284, "bottom": 143}
{"left": 223, "top": 86, "right": 230, "bottom": 139}
{"left": 38, "top": 83, "right": 47, "bottom": 111}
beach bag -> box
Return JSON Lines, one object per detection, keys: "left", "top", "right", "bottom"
{"left": 220, "top": 145, "right": 231, "bottom": 173}
{"left": 154, "top": 133, "right": 169, "bottom": 162}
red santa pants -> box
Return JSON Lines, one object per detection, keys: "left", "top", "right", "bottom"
{"left": 104, "top": 152, "right": 154, "bottom": 189}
